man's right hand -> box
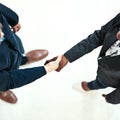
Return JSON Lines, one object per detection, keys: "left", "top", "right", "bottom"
{"left": 44, "top": 55, "right": 69, "bottom": 72}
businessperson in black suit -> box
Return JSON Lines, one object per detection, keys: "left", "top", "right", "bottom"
{"left": 45, "top": 13, "right": 120, "bottom": 104}
{"left": 0, "top": 3, "right": 62, "bottom": 104}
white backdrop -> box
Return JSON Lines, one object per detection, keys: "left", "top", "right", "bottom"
{"left": 0, "top": 0, "right": 120, "bottom": 120}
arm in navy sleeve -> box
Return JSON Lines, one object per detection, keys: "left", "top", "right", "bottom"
{"left": 0, "top": 66, "right": 46, "bottom": 91}
{"left": 0, "top": 3, "right": 19, "bottom": 27}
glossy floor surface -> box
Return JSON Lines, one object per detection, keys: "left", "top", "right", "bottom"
{"left": 1, "top": 0, "right": 120, "bottom": 120}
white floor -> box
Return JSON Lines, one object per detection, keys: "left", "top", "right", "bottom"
{"left": 1, "top": 0, "right": 120, "bottom": 120}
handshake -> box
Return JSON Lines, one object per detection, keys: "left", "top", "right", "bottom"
{"left": 44, "top": 55, "right": 68, "bottom": 73}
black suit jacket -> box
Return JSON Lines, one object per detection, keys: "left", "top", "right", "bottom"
{"left": 64, "top": 13, "right": 120, "bottom": 85}
{"left": 64, "top": 13, "right": 120, "bottom": 104}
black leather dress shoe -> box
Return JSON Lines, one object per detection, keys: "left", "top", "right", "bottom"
{"left": 0, "top": 90, "right": 17, "bottom": 104}
{"left": 25, "top": 49, "right": 49, "bottom": 64}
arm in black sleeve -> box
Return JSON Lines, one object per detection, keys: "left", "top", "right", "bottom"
{"left": 64, "top": 13, "right": 120, "bottom": 62}
{"left": 0, "top": 3, "right": 19, "bottom": 26}
{"left": 0, "top": 66, "right": 46, "bottom": 91}
{"left": 64, "top": 30, "right": 104, "bottom": 62}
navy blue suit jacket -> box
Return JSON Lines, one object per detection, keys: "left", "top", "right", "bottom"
{"left": 0, "top": 3, "right": 46, "bottom": 91}
{"left": 0, "top": 3, "right": 24, "bottom": 54}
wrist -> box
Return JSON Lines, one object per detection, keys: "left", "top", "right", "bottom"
{"left": 44, "top": 65, "right": 49, "bottom": 73}
{"left": 63, "top": 55, "right": 69, "bottom": 64}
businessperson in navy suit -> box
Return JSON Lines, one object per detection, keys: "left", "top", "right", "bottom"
{"left": 0, "top": 3, "right": 62, "bottom": 104}
{"left": 45, "top": 13, "right": 120, "bottom": 104}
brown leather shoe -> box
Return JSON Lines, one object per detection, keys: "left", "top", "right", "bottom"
{"left": 25, "top": 49, "right": 49, "bottom": 64}
{"left": 0, "top": 90, "right": 17, "bottom": 104}
{"left": 81, "top": 81, "right": 91, "bottom": 91}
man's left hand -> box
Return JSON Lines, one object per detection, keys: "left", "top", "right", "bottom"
{"left": 11, "top": 22, "right": 21, "bottom": 33}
